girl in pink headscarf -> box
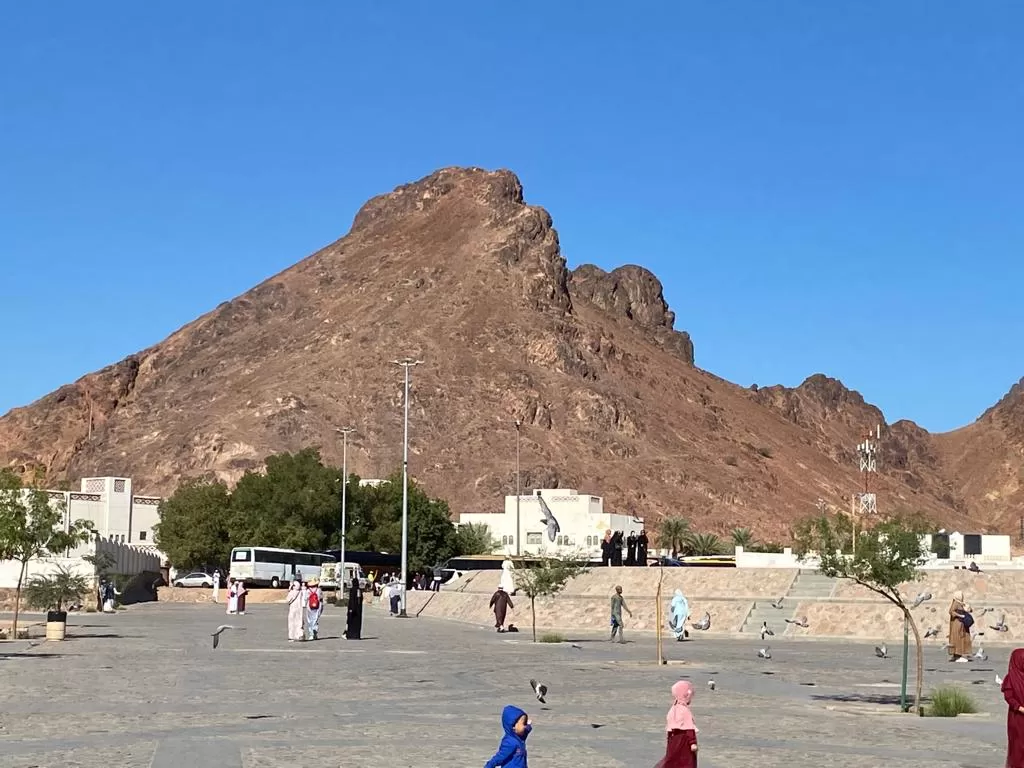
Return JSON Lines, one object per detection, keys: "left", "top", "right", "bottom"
{"left": 654, "top": 680, "right": 698, "bottom": 767}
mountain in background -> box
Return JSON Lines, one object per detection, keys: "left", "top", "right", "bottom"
{"left": 1, "top": 167, "right": 1020, "bottom": 538}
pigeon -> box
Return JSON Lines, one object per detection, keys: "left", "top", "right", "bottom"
{"left": 211, "top": 625, "right": 244, "bottom": 649}
{"left": 875, "top": 644, "right": 888, "bottom": 659}
{"left": 530, "top": 678, "right": 547, "bottom": 704}
{"left": 991, "top": 614, "right": 1009, "bottom": 633}
{"left": 707, "top": 680, "right": 717, "bottom": 691}
{"left": 760, "top": 621, "right": 774, "bottom": 641}
{"left": 969, "top": 561, "right": 981, "bottom": 573}
{"left": 691, "top": 612, "right": 711, "bottom": 631}
{"left": 590, "top": 723, "right": 605, "bottom": 729}
{"left": 924, "top": 627, "right": 939, "bottom": 639}
{"left": 978, "top": 607, "right": 992, "bottom": 617}
{"left": 910, "top": 592, "right": 932, "bottom": 610}
{"left": 535, "top": 494, "right": 561, "bottom": 543}
{"left": 997, "top": 674, "right": 1004, "bottom": 686}
{"left": 770, "top": 597, "right": 785, "bottom": 609}
{"left": 973, "top": 647, "right": 988, "bottom": 662}
{"left": 757, "top": 646, "right": 772, "bottom": 659}
{"left": 784, "top": 616, "right": 809, "bottom": 628}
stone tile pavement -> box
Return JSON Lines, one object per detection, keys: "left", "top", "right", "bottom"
{"left": 0, "top": 601, "right": 1011, "bottom": 766}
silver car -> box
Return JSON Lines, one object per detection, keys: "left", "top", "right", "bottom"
{"left": 173, "top": 572, "right": 214, "bottom": 588}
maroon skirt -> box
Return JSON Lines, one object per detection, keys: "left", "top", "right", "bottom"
{"left": 654, "top": 729, "right": 697, "bottom": 768}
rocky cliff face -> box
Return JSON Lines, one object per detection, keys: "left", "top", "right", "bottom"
{"left": 0, "top": 167, "right": 1018, "bottom": 536}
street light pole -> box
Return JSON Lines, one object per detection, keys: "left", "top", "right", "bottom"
{"left": 515, "top": 419, "right": 521, "bottom": 557}
{"left": 337, "top": 427, "right": 355, "bottom": 590}
{"left": 392, "top": 357, "right": 423, "bottom": 617}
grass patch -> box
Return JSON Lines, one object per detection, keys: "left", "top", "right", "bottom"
{"left": 538, "top": 632, "right": 567, "bottom": 643}
{"left": 927, "top": 686, "right": 978, "bottom": 717}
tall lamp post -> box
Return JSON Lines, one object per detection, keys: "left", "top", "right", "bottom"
{"left": 336, "top": 427, "right": 355, "bottom": 589}
{"left": 514, "top": 419, "right": 522, "bottom": 556}
{"left": 392, "top": 357, "right": 423, "bottom": 617}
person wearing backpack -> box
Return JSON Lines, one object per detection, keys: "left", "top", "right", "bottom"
{"left": 305, "top": 579, "right": 324, "bottom": 640}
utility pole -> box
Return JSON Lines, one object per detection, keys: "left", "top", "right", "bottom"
{"left": 854, "top": 425, "right": 880, "bottom": 557}
{"left": 392, "top": 358, "right": 423, "bottom": 617}
{"left": 514, "top": 419, "right": 522, "bottom": 556}
{"left": 336, "top": 427, "right": 355, "bottom": 590}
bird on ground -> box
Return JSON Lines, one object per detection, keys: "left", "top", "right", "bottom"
{"left": 536, "top": 495, "right": 561, "bottom": 543}
{"left": 211, "top": 625, "right": 244, "bottom": 649}
{"left": 760, "top": 621, "right": 774, "bottom": 641}
{"left": 997, "top": 674, "right": 1004, "bottom": 686}
{"left": 770, "top": 597, "right": 785, "bottom": 609}
{"left": 969, "top": 561, "right": 982, "bottom": 573}
{"left": 784, "top": 616, "right": 809, "bottom": 628}
{"left": 923, "top": 627, "right": 939, "bottom": 639}
{"left": 991, "top": 614, "right": 1009, "bottom": 633}
{"left": 529, "top": 678, "right": 548, "bottom": 704}
{"left": 757, "top": 647, "right": 772, "bottom": 660}
{"left": 910, "top": 592, "right": 932, "bottom": 610}
{"left": 875, "top": 644, "right": 888, "bottom": 659}
{"left": 691, "top": 612, "right": 711, "bottom": 631}
{"left": 973, "top": 647, "right": 988, "bottom": 662}
{"left": 707, "top": 680, "right": 717, "bottom": 691}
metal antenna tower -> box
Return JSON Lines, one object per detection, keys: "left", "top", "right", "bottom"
{"left": 853, "top": 425, "right": 881, "bottom": 555}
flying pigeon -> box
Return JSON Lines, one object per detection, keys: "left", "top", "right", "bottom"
{"left": 690, "top": 612, "right": 710, "bottom": 631}
{"left": 707, "top": 680, "right": 717, "bottom": 691}
{"left": 757, "top": 647, "right": 772, "bottom": 660}
{"left": 991, "top": 614, "right": 1009, "bottom": 633}
{"left": 211, "top": 625, "right": 244, "bottom": 649}
{"left": 997, "top": 674, "right": 1004, "bottom": 686}
{"left": 784, "top": 616, "right": 809, "bottom": 628}
{"left": 770, "top": 597, "right": 785, "bottom": 609}
{"left": 536, "top": 495, "right": 561, "bottom": 543}
{"left": 978, "top": 607, "right": 992, "bottom": 617}
{"left": 875, "top": 644, "right": 888, "bottom": 659}
{"left": 760, "top": 621, "right": 774, "bottom": 641}
{"left": 530, "top": 678, "right": 547, "bottom": 704}
{"left": 910, "top": 592, "right": 932, "bottom": 609}
{"left": 923, "top": 627, "right": 939, "bottom": 639}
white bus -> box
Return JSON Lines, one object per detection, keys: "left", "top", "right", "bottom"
{"left": 229, "top": 546, "right": 336, "bottom": 588}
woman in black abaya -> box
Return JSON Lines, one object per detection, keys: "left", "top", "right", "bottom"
{"left": 344, "top": 581, "right": 364, "bottom": 640}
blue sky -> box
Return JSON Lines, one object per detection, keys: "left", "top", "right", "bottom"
{"left": 2, "top": 2, "right": 1022, "bottom": 432}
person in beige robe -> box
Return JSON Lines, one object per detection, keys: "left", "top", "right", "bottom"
{"left": 948, "top": 590, "right": 973, "bottom": 662}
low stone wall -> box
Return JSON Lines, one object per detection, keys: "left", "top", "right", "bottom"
{"left": 402, "top": 590, "right": 751, "bottom": 634}
{"left": 155, "top": 586, "right": 290, "bottom": 604}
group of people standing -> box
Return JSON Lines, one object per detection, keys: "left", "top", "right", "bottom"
{"left": 601, "top": 529, "right": 649, "bottom": 567}
{"left": 225, "top": 577, "right": 248, "bottom": 615}
{"left": 286, "top": 578, "right": 325, "bottom": 641}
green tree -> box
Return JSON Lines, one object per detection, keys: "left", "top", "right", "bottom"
{"left": 24, "top": 564, "right": 90, "bottom": 612}
{"left": 684, "top": 532, "right": 727, "bottom": 556}
{"left": 657, "top": 517, "right": 691, "bottom": 558}
{"left": 731, "top": 527, "right": 754, "bottom": 549}
{"left": 154, "top": 478, "right": 232, "bottom": 571}
{"left": 513, "top": 556, "right": 589, "bottom": 642}
{"left": 456, "top": 522, "right": 499, "bottom": 556}
{"left": 0, "top": 470, "right": 94, "bottom": 635}
{"left": 793, "top": 513, "right": 929, "bottom": 714}
{"left": 229, "top": 449, "right": 342, "bottom": 552}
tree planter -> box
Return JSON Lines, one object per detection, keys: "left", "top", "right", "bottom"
{"left": 45, "top": 610, "right": 67, "bottom": 641}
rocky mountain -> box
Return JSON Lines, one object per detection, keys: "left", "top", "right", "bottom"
{"left": 0, "top": 167, "right": 1020, "bottom": 538}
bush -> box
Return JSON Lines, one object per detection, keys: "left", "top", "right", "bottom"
{"left": 927, "top": 686, "right": 977, "bottom": 717}
{"left": 538, "top": 632, "right": 566, "bottom": 643}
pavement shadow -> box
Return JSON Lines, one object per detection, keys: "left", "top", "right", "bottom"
{"left": 0, "top": 652, "right": 66, "bottom": 659}
{"left": 810, "top": 692, "right": 904, "bottom": 705}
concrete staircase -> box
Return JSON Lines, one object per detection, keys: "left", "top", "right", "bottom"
{"left": 740, "top": 569, "right": 836, "bottom": 634}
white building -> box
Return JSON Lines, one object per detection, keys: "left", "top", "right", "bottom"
{"left": 922, "top": 531, "right": 1012, "bottom": 563}
{"left": 458, "top": 488, "right": 644, "bottom": 559}
{"left": 42, "top": 477, "right": 162, "bottom": 545}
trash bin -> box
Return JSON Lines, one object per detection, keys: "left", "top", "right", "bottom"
{"left": 45, "top": 609, "right": 67, "bottom": 641}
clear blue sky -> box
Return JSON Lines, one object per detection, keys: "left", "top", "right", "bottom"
{"left": 2, "top": 2, "right": 1022, "bottom": 432}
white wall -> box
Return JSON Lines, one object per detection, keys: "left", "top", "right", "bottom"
{"left": 734, "top": 546, "right": 802, "bottom": 568}
{"left": 0, "top": 539, "right": 162, "bottom": 589}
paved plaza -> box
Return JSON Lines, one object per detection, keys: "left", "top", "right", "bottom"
{"left": 0, "top": 600, "right": 1011, "bottom": 767}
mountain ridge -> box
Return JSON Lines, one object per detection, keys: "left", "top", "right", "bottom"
{"left": 1, "top": 166, "right": 1020, "bottom": 537}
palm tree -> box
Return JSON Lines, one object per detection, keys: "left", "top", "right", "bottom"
{"left": 731, "top": 527, "right": 755, "bottom": 549}
{"left": 685, "top": 533, "right": 727, "bottom": 556}
{"left": 657, "top": 518, "right": 691, "bottom": 558}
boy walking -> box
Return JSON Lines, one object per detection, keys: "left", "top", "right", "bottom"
{"left": 610, "top": 585, "right": 632, "bottom": 643}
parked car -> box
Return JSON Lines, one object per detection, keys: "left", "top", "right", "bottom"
{"left": 173, "top": 572, "right": 215, "bottom": 588}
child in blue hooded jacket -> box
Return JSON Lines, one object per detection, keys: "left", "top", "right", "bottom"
{"left": 484, "top": 704, "right": 531, "bottom": 767}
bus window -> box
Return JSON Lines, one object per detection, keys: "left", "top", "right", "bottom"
{"left": 232, "top": 549, "right": 252, "bottom": 562}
